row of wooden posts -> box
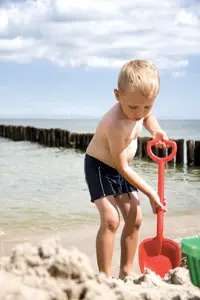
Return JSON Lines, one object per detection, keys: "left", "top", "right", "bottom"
{"left": 0, "top": 124, "right": 199, "bottom": 167}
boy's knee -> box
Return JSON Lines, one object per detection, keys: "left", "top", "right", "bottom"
{"left": 134, "top": 217, "right": 142, "bottom": 230}
{"left": 101, "top": 218, "right": 120, "bottom": 232}
{"left": 134, "top": 207, "right": 143, "bottom": 229}
{"left": 125, "top": 214, "right": 142, "bottom": 230}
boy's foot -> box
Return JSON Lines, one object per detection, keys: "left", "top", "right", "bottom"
{"left": 119, "top": 271, "right": 139, "bottom": 280}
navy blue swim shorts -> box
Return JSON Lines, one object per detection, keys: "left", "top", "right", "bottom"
{"left": 84, "top": 154, "right": 138, "bottom": 202}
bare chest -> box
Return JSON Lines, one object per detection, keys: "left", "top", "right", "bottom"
{"left": 125, "top": 120, "right": 143, "bottom": 143}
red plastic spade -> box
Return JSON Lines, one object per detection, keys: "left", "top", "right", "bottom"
{"left": 138, "top": 139, "right": 181, "bottom": 278}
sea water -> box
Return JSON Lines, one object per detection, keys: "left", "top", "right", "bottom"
{"left": 0, "top": 119, "right": 200, "bottom": 238}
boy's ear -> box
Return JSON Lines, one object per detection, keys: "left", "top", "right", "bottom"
{"left": 114, "top": 89, "right": 120, "bottom": 101}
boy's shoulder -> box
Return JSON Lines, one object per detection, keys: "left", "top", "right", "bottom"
{"left": 99, "top": 105, "right": 127, "bottom": 138}
{"left": 101, "top": 105, "right": 124, "bottom": 127}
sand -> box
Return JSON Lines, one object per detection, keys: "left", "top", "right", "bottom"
{"left": 0, "top": 238, "right": 200, "bottom": 300}
{"left": 0, "top": 214, "right": 200, "bottom": 299}
{"left": 1, "top": 213, "right": 200, "bottom": 276}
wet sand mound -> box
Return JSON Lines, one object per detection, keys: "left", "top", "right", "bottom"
{"left": 0, "top": 238, "right": 199, "bottom": 300}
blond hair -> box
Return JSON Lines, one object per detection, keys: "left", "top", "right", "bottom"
{"left": 118, "top": 59, "right": 160, "bottom": 97}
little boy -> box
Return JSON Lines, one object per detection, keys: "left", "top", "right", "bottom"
{"left": 84, "top": 59, "right": 168, "bottom": 279}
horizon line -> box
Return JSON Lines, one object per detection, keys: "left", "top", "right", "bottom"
{"left": 0, "top": 117, "right": 199, "bottom": 121}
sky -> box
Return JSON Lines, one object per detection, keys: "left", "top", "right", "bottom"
{"left": 0, "top": 0, "right": 200, "bottom": 119}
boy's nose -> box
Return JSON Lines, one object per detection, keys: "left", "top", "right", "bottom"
{"left": 136, "top": 108, "right": 144, "bottom": 114}
{"left": 135, "top": 113, "right": 144, "bottom": 119}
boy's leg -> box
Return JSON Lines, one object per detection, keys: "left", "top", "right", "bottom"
{"left": 115, "top": 191, "right": 142, "bottom": 279}
{"left": 95, "top": 195, "right": 120, "bottom": 277}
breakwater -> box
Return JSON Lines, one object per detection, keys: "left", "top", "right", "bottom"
{"left": 0, "top": 124, "right": 199, "bottom": 167}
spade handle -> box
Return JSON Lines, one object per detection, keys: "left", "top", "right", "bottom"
{"left": 147, "top": 139, "right": 177, "bottom": 254}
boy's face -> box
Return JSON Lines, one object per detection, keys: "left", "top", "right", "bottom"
{"left": 114, "top": 88, "right": 157, "bottom": 121}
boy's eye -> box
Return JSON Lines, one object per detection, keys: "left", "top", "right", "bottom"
{"left": 144, "top": 106, "right": 151, "bottom": 109}
{"left": 129, "top": 106, "right": 137, "bottom": 109}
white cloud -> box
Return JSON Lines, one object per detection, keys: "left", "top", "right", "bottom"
{"left": 0, "top": 0, "right": 199, "bottom": 74}
{"left": 172, "top": 71, "right": 186, "bottom": 78}
{"left": 0, "top": 10, "right": 8, "bottom": 32}
{"left": 175, "top": 8, "right": 199, "bottom": 26}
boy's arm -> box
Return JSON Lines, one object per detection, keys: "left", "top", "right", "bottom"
{"left": 143, "top": 112, "right": 168, "bottom": 146}
{"left": 143, "top": 112, "right": 162, "bottom": 135}
{"left": 106, "top": 124, "right": 165, "bottom": 213}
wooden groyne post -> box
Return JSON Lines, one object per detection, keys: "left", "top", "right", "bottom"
{"left": 187, "top": 140, "right": 195, "bottom": 167}
{"left": 175, "top": 139, "right": 184, "bottom": 165}
{"left": 194, "top": 141, "right": 200, "bottom": 166}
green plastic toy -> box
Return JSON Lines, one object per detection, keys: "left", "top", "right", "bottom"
{"left": 181, "top": 237, "right": 200, "bottom": 287}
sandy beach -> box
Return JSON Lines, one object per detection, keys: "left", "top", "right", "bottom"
{"left": 1, "top": 213, "right": 200, "bottom": 277}
{"left": 0, "top": 218, "right": 200, "bottom": 300}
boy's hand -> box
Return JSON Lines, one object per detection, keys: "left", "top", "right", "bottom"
{"left": 152, "top": 130, "right": 169, "bottom": 148}
{"left": 149, "top": 190, "right": 167, "bottom": 214}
